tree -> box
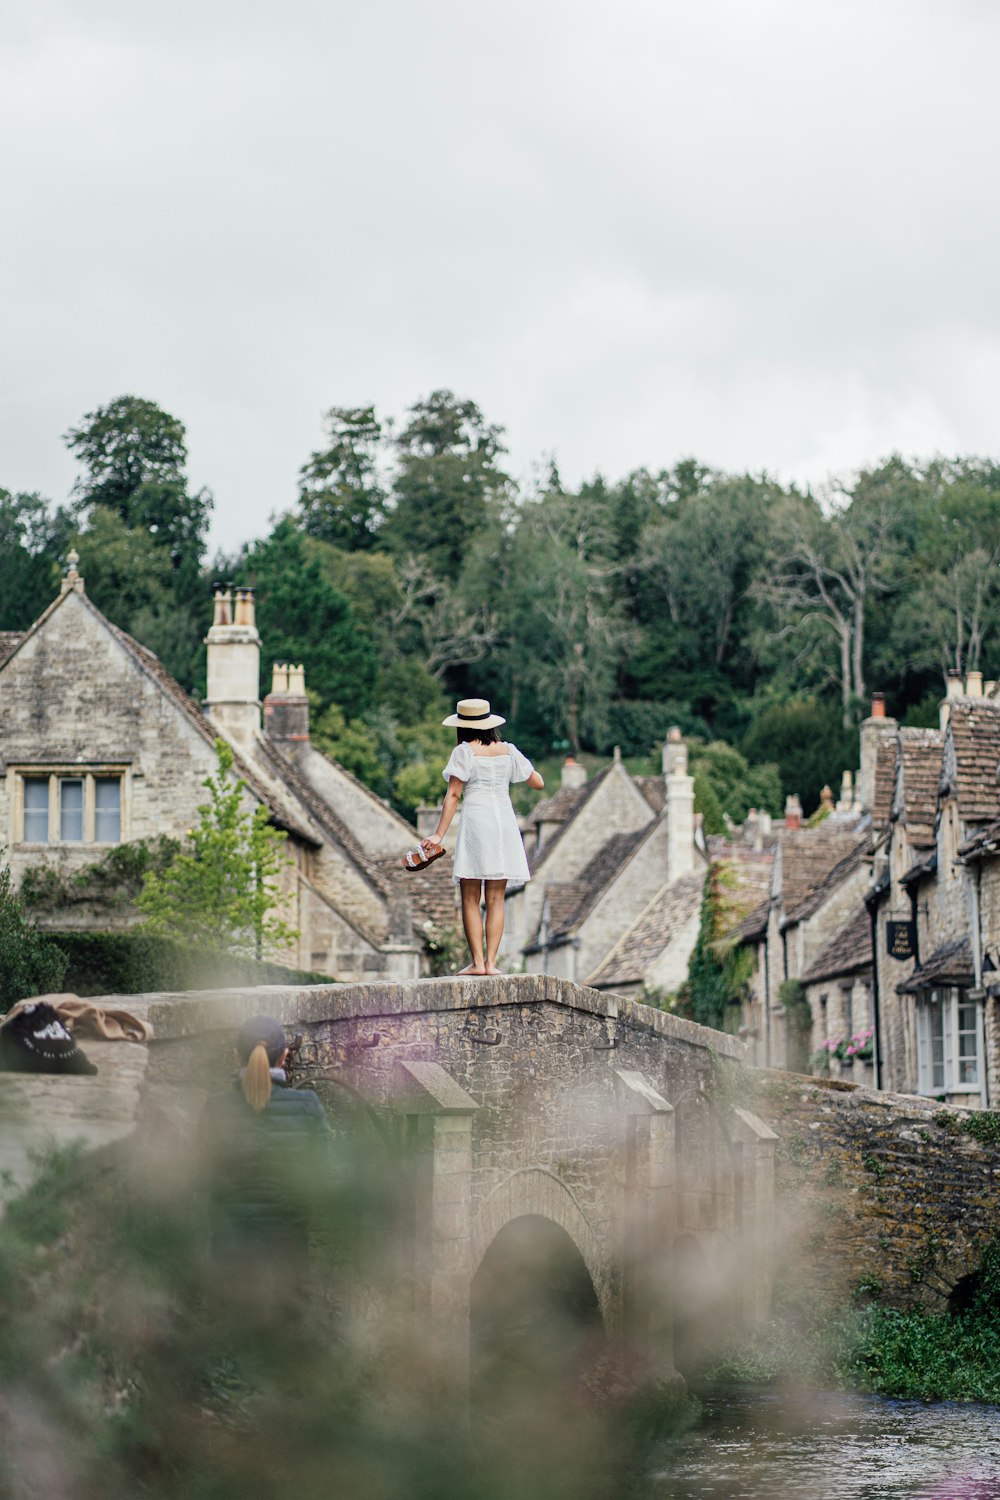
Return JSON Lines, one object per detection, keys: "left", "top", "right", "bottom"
{"left": 755, "top": 467, "right": 905, "bottom": 726}
{"left": 0, "top": 490, "right": 67, "bottom": 629}
{"left": 65, "top": 395, "right": 212, "bottom": 569}
{"left": 137, "top": 741, "right": 297, "bottom": 959}
{"left": 742, "top": 698, "right": 857, "bottom": 814}
{"left": 0, "top": 853, "right": 68, "bottom": 1010}
{"left": 297, "top": 405, "right": 387, "bottom": 550}
{"left": 383, "top": 390, "right": 511, "bottom": 580}
{"left": 243, "top": 519, "right": 377, "bottom": 718}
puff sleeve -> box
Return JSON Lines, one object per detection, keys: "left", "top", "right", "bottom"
{"left": 508, "top": 744, "right": 535, "bottom": 784}
{"left": 442, "top": 743, "right": 473, "bottom": 783}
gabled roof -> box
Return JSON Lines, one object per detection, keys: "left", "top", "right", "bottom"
{"left": 896, "top": 726, "right": 944, "bottom": 848}
{"left": 587, "top": 871, "right": 705, "bottom": 989}
{"left": 0, "top": 589, "right": 319, "bottom": 846}
{"left": 528, "top": 767, "right": 613, "bottom": 870}
{"left": 528, "top": 823, "right": 655, "bottom": 948}
{"left": 897, "top": 937, "right": 974, "bottom": 993}
{"left": 778, "top": 822, "right": 869, "bottom": 927}
{"left": 946, "top": 700, "right": 1000, "bottom": 824}
{"left": 0, "top": 632, "right": 23, "bottom": 667}
{"left": 802, "top": 905, "right": 872, "bottom": 984}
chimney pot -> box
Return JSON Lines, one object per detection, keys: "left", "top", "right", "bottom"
{"left": 966, "top": 670, "right": 983, "bottom": 698}
{"left": 985, "top": 680, "right": 998, "bottom": 698}
{"left": 947, "top": 669, "right": 963, "bottom": 698}
{"left": 561, "top": 756, "right": 587, "bottom": 790}
{"left": 784, "top": 793, "right": 803, "bottom": 830}
{"left": 271, "top": 663, "right": 289, "bottom": 695}
{"left": 820, "top": 784, "right": 834, "bottom": 810}
{"left": 288, "top": 663, "right": 306, "bottom": 696}
{"left": 871, "top": 692, "right": 886, "bottom": 719}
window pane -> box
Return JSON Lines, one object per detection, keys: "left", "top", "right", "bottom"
{"left": 94, "top": 777, "right": 121, "bottom": 842}
{"left": 59, "top": 779, "right": 84, "bottom": 841}
{"left": 23, "top": 779, "right": 49, "bottom": 842}
{"left": 958, "top": 997, "right": 979, "bottom": 1085}
{"left": 930, "top": 1001, "right": 945, "bottom": 1090}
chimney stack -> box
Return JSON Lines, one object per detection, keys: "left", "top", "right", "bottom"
{"left": 858, "top": 690, "right": 897, "bottom": 810}
{"left": 263, "top": 660, "right": 310, "bottom": 747}
{"left": 784, "top": 794, "right": 803, "bottom": 831}
{"left": 940, "top": 668, "right": 964, "bottom": 729}
{"left": 204, "top": 584, "right": 261, "bottom": 744}
{"left": 664, "top": 728, "right": 694, "bottom": 879}
{"left": 561, "top": 756, "right": 587, "bottom": 791}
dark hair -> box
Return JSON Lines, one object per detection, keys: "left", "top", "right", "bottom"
{"left": 457, "top": 726, "right": 501, "bottom": 745}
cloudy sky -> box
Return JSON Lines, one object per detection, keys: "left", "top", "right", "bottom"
{"left": 2, "top": 0, "right": 998, "bottom": 551}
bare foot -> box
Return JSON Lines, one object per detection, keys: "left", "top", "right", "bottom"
{"left": 486, "top": 964, "right": 503, "bottom": 975}
{"left": 457, "top": 964, "right": 487, "bottom": 976}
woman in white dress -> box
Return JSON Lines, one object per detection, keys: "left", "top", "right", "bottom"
{"left": 422, "top": 698, "right": 544, "bottom": 975}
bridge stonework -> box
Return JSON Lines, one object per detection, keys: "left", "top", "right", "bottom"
{"left": 138, "top": 974, "right": 777, "bottom": 1381}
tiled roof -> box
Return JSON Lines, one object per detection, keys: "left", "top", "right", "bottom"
{"left": 534, "top": 825, "right": 653, "bottom": 942}
{"left": 587, "top": 871, "right": 705, "bottom": 988}
{"left": 872, "top": 738, "right": 897, "bottom": 829}
{"left": 897, "top": 937, "right": 974, "bottom": 993}
{"left": 104, "top": 621, "right": 320, "bottom": 847}
{"left": 947, "top": 700, "right": 1000, "bottom": 824}
{"left": 634, "top": 776, "right": 666, "bottom": 813}
{"left": 0, "top": 632, "right": 23, "bottom": 667}
{"left": 802, "top": 905, "right": 872, "bottom": 983}
{"left": 779, "top": 822, "right": 869, "bottom": 926}
{"left": 959, "top": 818, "right": 1000, "bottom": 860}
{"left": 528, "top": 767, "right": 612, "bottom": 870}
{"left": 732, "top": 899, "right": 770, "bottom": 943}
{"left": 897, "top": 727, "right": 944, "bottom": 847}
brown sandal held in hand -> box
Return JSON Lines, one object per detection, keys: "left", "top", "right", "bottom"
{"left": 401, "top": 841, "right": 446, "bottom": 872}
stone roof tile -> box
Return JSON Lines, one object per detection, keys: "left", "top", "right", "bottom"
{"left": 897, "top": 726, "right": 945, "bottom": 847}
{"left": 780, "top": 823, "right": 868, "bottom": 926}
{"left": 587, "top": 871, "right": 706, "bottom": 988}
{"left": 947, "top": 700, "right": 1000, "bottom": 824}
{"left": 872, "top": 738, "right": 897, "bottom": 829}
{"left": 802, "top": 905, "right": 872, "bottom": 983}
{"left": 896, "top": 937, "right": 974, "bottom": 993}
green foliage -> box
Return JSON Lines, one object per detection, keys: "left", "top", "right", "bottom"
{"left": 244, "top": 518, "right": 377, "bottom": 718}
{"left": 676, "top": 863, "right": 756, "bottom": 1032}
{"left": 383, "top": 389, "right": 510, "bottom": 580}
{"left": 693, "top": 773, "right": 725, "bottom": 836}
{"left": 137, "top": 741, "right": 298, "bottom": 959}
{"left": 47, "top": 930, "right": 327, "bottom": 995}
{"left": 20, "top": 837, "right": 181, "bottom": 913}
{"left": 393, "top": 761, "right": 444, "bottom": 818}
{"left": 0, "top": 489, "right": 66, "bottom": 630}
{"left": 691, "top": 740, "right": 783, "bottom": 823}
{"left": 742, "top": 699, "right": 858, "bottom": 815}
{"left": 0, "top": 853, "right": 68, "bottom": 1011}
{"left": 296, "top": 405, "right": 387, "bottom": 549}
{"left": 420, "top": 922, "right": 467, "bottom": 977}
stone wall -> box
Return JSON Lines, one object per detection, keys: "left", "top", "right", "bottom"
{"left": 751, "top": 1071, "right": 1000, "bottom": 1310}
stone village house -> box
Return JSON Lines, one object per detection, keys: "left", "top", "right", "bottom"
{"left": 737, "top": 675, "right": 1000, "bottom": 1109}
{"left": 0, "top": 556, "right": 455, "bottom": 980}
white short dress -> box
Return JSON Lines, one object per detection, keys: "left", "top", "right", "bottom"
{"left": 442, "top": 741, "right": 534, "bottom": 884}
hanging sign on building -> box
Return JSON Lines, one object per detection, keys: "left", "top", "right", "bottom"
{"left": 886, "top": 920, "right": 916, "bottom": 961}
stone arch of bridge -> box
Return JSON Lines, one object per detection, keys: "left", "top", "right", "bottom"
{"left": 471, "top": 1167, "right": 609, "bottom": 1325}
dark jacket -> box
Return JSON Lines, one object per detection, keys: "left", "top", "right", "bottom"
{"left": 204, "top": 1080, "right": 332, "bottom": 1245}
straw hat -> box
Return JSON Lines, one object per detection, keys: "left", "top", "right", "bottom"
{"left": 442, "top": 697, "right": 506, "bottom": 729}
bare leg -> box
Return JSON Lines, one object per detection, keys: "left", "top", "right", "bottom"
{"left": 459, "top": 880, "right": 486, "bottom": 974}
{"left": 484, "top": 880, "right": 507, "bottom": 973}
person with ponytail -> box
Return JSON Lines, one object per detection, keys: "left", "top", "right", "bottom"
{"left": 204, "top": 1015, "right": 330, "bottom": 1285}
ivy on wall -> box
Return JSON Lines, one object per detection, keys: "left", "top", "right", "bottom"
{"left": 676, "top": 861, "right": 756, "bottom": 1033}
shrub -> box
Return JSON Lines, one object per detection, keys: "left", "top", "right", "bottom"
{"left": 0, "top": 853, "right": 68, "bottom": 1011}
{"left": 47, "top": 931, "right": 328, "bottom": 996}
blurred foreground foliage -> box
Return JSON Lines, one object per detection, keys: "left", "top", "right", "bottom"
{"left": 0, "top": 1119, "right": 696, "bottom": 1499}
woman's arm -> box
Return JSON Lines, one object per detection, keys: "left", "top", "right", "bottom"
{"left": 527, "top": 769, "right": 544, "bottom": 790}
{"left": 424, "top": 777, "right": 464, "bottom": 847}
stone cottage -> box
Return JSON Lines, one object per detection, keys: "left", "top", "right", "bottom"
{"left": 499, "top": 730, "right": 707, "bottom": 994}
{"left": 0, "top": 557, "right": 455, "bottom": 979}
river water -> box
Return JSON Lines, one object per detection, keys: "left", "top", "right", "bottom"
{"left": 655, "top": 1390, "right": 1000, "bottom": 1500}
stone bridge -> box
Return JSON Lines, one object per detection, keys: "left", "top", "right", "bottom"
{"left": 126, "top": 974, "right": 776, "bottom": 1383}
